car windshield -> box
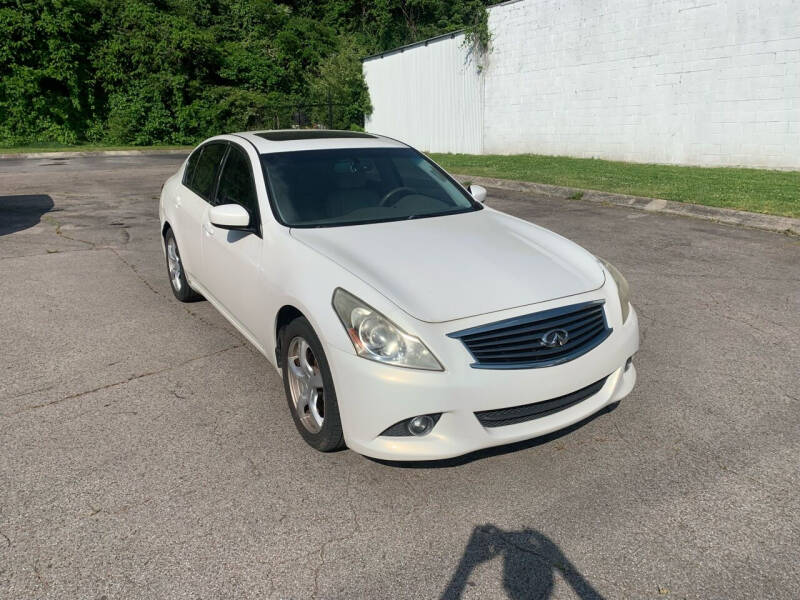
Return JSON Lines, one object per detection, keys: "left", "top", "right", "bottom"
{"left": 260, "top": 147, "right": 480, "bottom": 227}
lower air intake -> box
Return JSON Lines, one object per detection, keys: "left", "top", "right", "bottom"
{"left": 474, "top": 376, "right": 609, "bottom": 428}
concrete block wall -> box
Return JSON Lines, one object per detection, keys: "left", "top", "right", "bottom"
{"left": 363, "top": 0, "right": 800, "bottom": 168}
{"left": 483, "top": 0, "right": 800, "bottom": 168}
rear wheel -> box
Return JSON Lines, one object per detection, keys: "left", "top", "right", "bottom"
{"left": 281, "top": 317, "right": 345, "bottom": 452}
{"left": 164, "top": 228, "right": 200, "bottom": 302}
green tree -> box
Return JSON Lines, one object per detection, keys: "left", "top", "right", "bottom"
{"left": 0, "top": 0, "right": 95, "bottom": 144}
{"left": 0, "top": 0, "right": 495, "bottom": 145}
{"left": 305, "top": 35, "right": 371, "bottom": 129}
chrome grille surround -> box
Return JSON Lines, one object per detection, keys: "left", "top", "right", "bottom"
{"left": 448, "top": 300, "right": 611, "bottom": 369}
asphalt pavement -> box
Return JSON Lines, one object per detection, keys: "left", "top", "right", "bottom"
{"left": 1, "top": 154, "right": 798, "bottom": 599}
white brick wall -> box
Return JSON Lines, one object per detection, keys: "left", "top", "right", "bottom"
{"left": 363, "top": 0, "right": 800, "bottom": 168}
{"left": 482, "top": 0, "right": 800, "bottom": 167}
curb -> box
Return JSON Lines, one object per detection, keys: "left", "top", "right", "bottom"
{"left": 0, "top": 148, "right": 190, "bottom": 160}
{"left": 459, "top": 175, "right": 800, "bottom": 237}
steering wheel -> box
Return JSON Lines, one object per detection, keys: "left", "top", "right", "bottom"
{"left": 379, "top": 186, "right": 416, "bottom": 207}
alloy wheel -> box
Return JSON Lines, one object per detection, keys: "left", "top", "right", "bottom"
{"left": 166, "top": 236, "right": 182, "bottom": 292}
{"left": 286, "top": 336, "right": 325, "bottom": 433}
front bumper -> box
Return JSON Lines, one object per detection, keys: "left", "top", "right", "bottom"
{"left": 327, "top": 306, "right": 639, "bottom": 461}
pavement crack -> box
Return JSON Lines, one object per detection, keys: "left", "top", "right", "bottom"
{"left": 0, "top": 248, "right": 96, "bottom": 260}
{"left": 0, "top": 530, "right": 10, "bottom": 548}
{"left": 5, "top": 343, "right": 246, "bottom": 416}
{"left": 33, "top": 559, "right": 48, "bottom": 590}
{"left": 311, "top": 470, "right": 361, "bottom": 599}
{"left": 0, "top": 383, "right": 57, "bottom": 403}
{"left": 107, "top": 246, "right": 242, "bottom": 339}
{"left": 106, "top": 246, "right": 163, "bottom": 297}
{"left": 42, "top": 214, "right": 96, "bottom": 248}
{"left": 613, "top": 421, "right": 631, "bottom": 446}
{"left": 496, "top": 530, "right": 564, "bottom": 568}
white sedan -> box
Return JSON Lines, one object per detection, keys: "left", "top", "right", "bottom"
{"left": 159, "top": 130, "right": 639, "bottom": 460}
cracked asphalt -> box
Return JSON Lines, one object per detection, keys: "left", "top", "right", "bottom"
{"left": 1, "top": 154, "right": 798, "bottom": 599}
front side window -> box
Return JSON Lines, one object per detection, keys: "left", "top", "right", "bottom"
{"left": 260, "top": 147, "right": 480, "bottom": 227}
{"left": 216, "top": 145, "right": 260, "bottom": 232}
{"left": 216, "top": 146, "right": 258, "bottom": 212}
{"left": 190, "top": 143, "right": 227, "bottom": 201}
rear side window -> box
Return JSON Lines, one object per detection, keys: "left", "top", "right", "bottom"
{"left": 183, "top": 147, "right": 203, "bottom": 188}
{"left": 216, "top": 145, "right": 259, "bottom": 220}
{"left": 189, "top": 143, "right": 227, "bottom": 200}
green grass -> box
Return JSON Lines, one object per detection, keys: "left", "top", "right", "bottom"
{"left": 430, "top": 153, "right": 800, "bottom": 218}
{"left": 0, "top": 142, "right": 192, "bottom": 154}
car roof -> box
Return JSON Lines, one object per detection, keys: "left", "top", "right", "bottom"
{"left": 231, "top": 130, "right": 409, "bottom": 154}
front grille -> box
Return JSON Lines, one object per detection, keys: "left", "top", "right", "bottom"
{"left": 475, "top": 376, "right": 609, "bottom": 428}
{"left": 448, "top": 300, "right": 611, "bottom": 369}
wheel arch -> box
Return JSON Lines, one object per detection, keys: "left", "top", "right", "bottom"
{"left": 274, "top": 305, "right": 306, "bottom": 366}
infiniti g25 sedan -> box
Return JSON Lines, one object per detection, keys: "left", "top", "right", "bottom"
{"left": 159, "top": 130, "right": 639, "bottom": 460}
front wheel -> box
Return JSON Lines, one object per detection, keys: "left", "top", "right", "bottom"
{"left": 164, "top": 228, "right": 200, "bottom": 302}
{"left": 281, "top": 317, "right": 345, "bottom": 452}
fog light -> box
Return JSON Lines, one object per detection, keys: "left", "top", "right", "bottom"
{"left": 407, "top": 415, "right": 435, "bottom": 436}
{"left": 380, "top": 413, "right": 441, "bottom": 437}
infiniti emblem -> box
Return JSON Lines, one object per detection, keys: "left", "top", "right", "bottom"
{"left": 541, "top": 328, "right": 569, "bottom": 348}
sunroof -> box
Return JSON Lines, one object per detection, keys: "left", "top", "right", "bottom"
{"left": 255, "top": 130, "right": 377, "bottom": 141}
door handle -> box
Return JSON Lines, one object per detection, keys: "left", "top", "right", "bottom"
{"left": 203, "top": 222, "right": 215, "bottom": 237}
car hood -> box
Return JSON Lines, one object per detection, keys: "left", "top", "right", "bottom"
{"left": 290, "top": 209, "right": 605, "bottom": 323}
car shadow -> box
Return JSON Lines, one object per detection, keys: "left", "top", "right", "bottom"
{"left": 441, "top": 524, "right": 604, "bottom": 599}
{"left": 369, "top": 402, "right": 619, "bottom": 469}
{"left": 0, "top": 194, "right": 55, "bottom": 236}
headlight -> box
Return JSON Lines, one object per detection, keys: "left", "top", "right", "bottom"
{"left": 598, "top": 258, "right": 631, "bottom": 322}
{"left": 332, "top": 288, "right": 443, "bottom": 371}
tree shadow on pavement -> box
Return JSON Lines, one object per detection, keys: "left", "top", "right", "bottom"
{"left": 0, "top": 195, "right": 54, "bottom": 236}
{"left": 441, "top": 525, "right": 603, "bottom": 600}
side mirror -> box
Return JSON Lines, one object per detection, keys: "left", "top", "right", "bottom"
{"left": 209, "top": 203, "right": 250, "bottom": 230}
{"left": 469, "top": 184, "right": 487, "bottom": 203}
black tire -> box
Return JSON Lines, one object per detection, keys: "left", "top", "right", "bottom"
{"left": 281, "top": 317, "right": 345, "bottom": 452}
{"left": 164, "top": 228, "right": 201, "bottom": 302}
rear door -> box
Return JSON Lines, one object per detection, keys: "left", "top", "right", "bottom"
{"left": 177, "top": 142, "right": 227, "bottom": 285}
{"left": 201, "top": 142, "right": 265, "bottom": 342}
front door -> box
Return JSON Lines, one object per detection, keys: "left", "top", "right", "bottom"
{"left": 201, "top": 143, "right": 266, "bottom": 346}
{"left": 177, "top": 142, "right": 227, "bottom": 285}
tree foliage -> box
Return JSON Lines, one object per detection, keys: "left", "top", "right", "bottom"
{"left": 0, "top": 0, "right": 494, "bottom": 145}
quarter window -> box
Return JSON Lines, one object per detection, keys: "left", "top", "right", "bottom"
{"left": 183, "top": 147, "right": 203, "bottom": 188}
